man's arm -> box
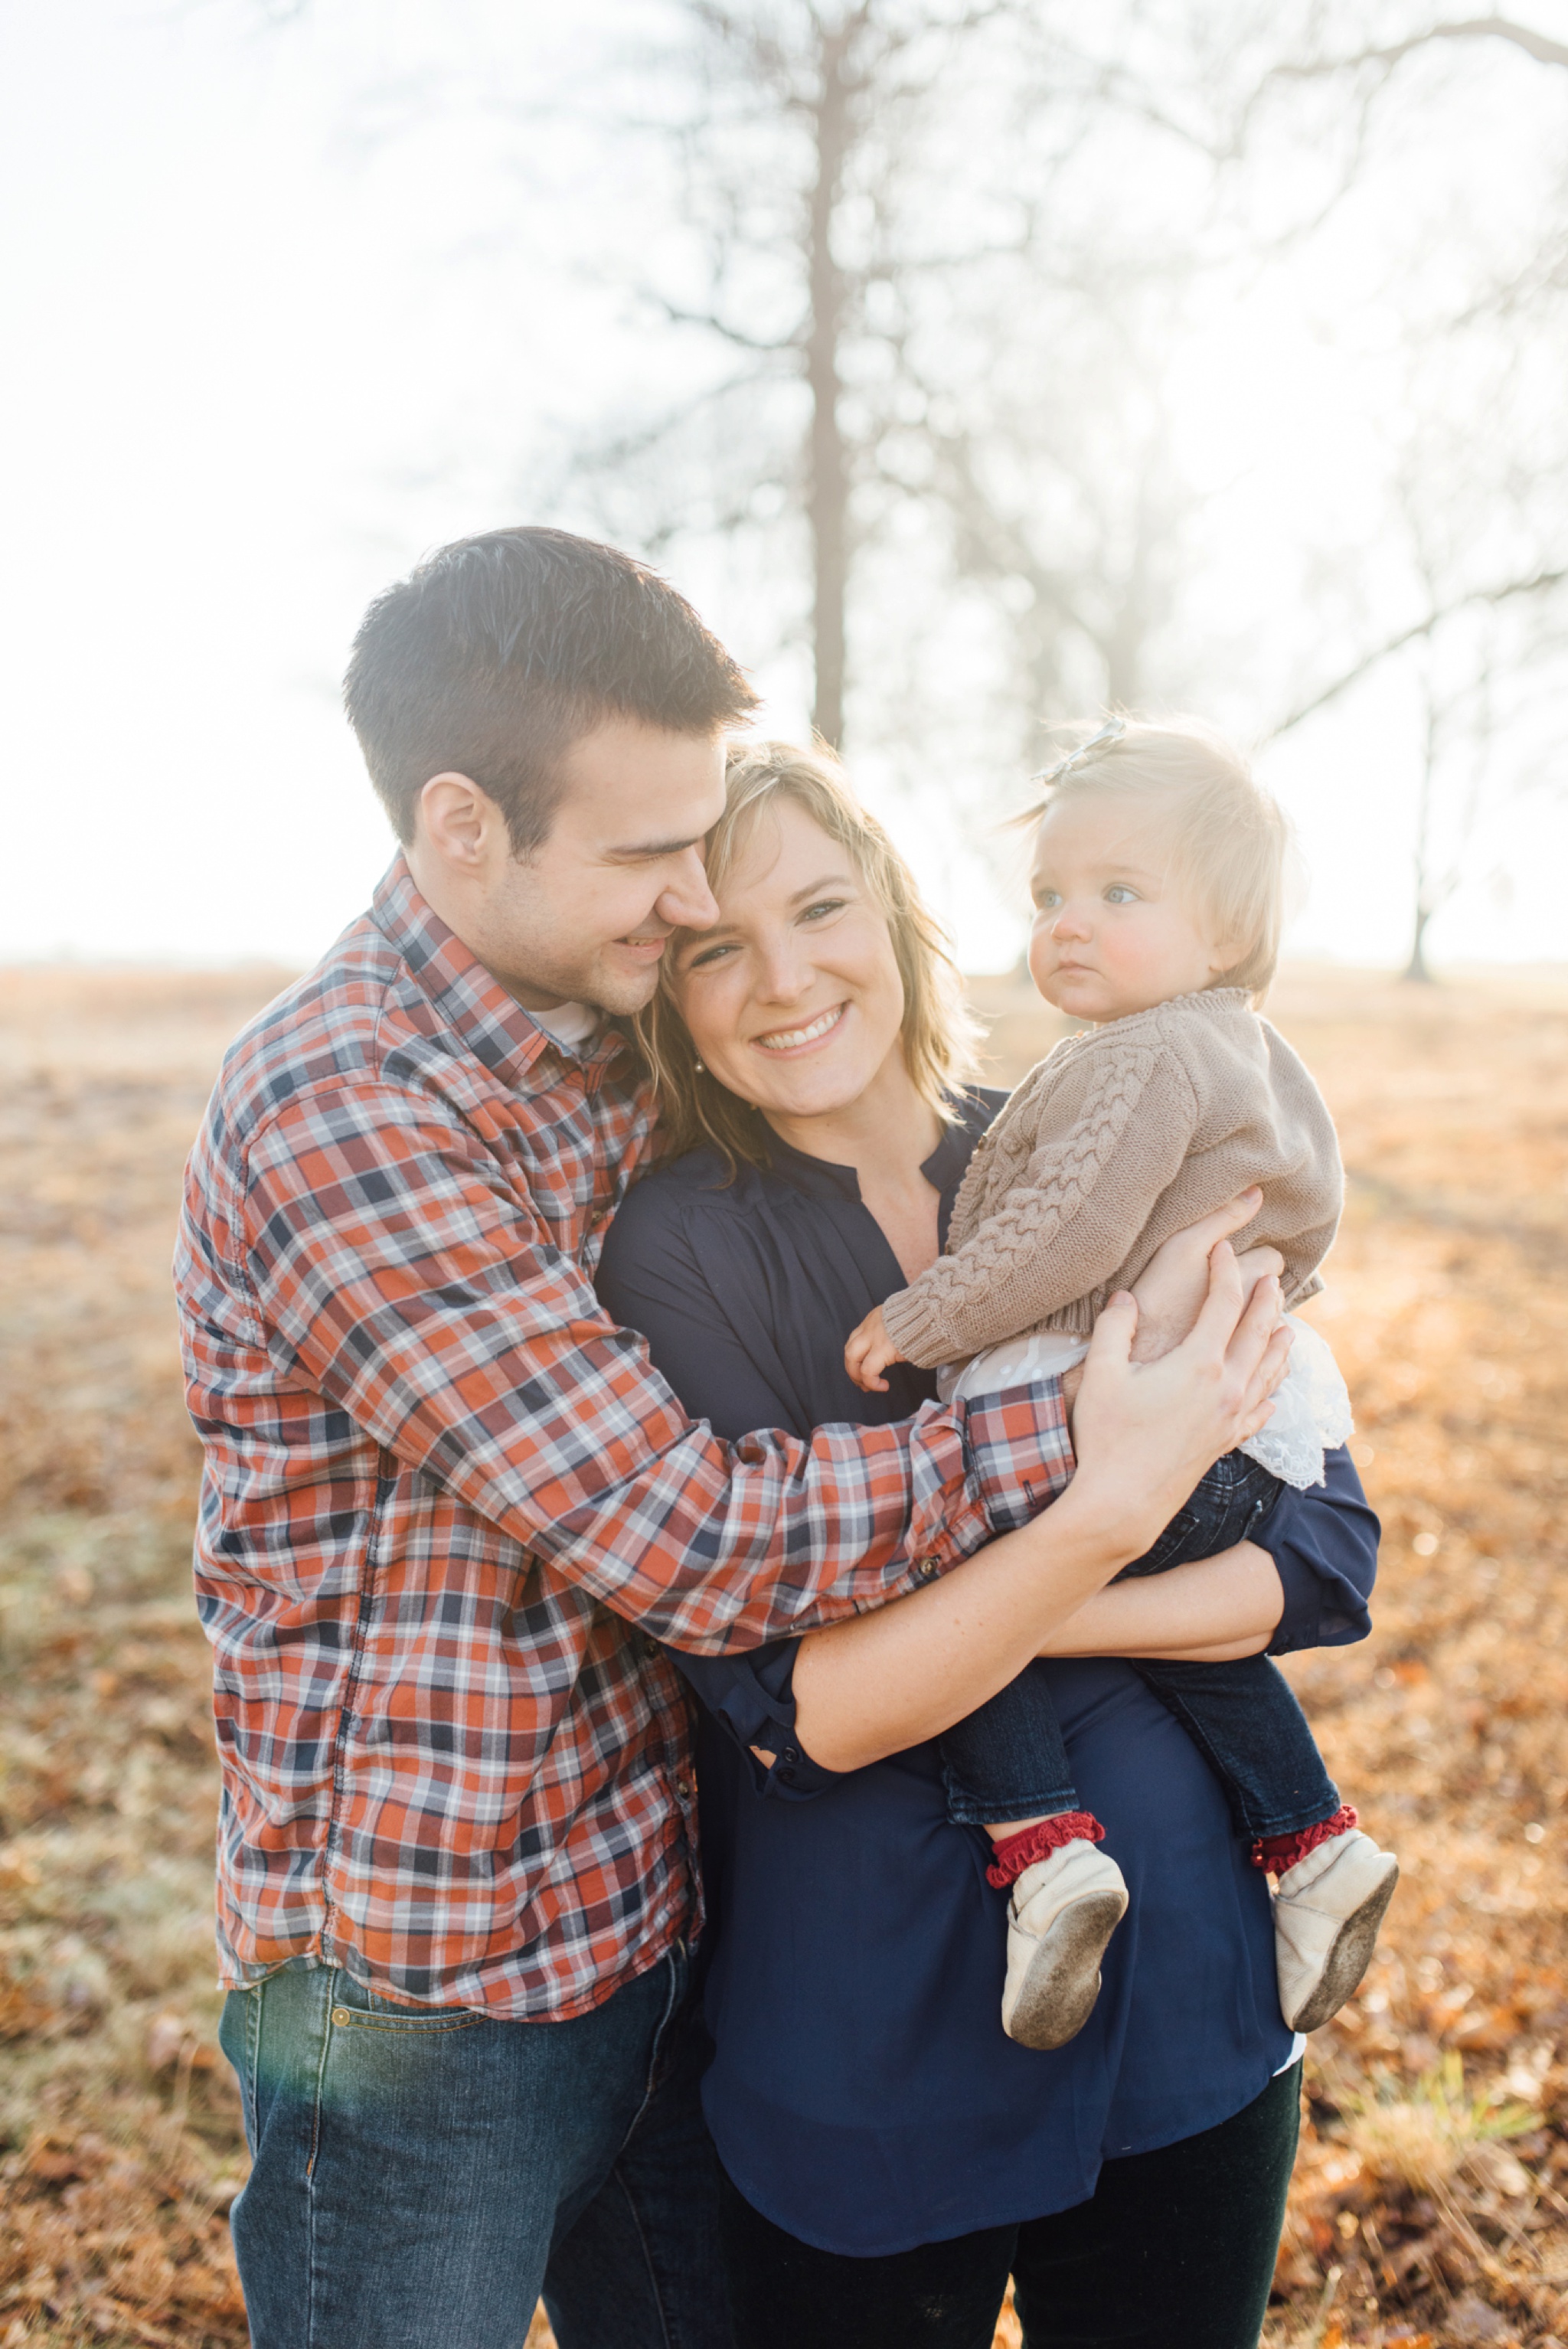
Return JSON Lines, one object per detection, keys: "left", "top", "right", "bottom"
{"left": 237, "top": 1080, "right": 1047, "bottom": 1653}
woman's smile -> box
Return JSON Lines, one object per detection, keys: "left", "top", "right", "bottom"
{"left": 751, "top": 1001, "right": 849, "bottom": 1054}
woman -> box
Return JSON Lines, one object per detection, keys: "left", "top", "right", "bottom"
{"left": 595, "top": 744, "right": 1378, "bottom": 2349}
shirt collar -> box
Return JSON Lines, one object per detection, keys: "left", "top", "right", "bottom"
{"left": 762, "top": 1088, "right": 994, "bottom": 1212}
{"left": 369, "top": 855, "right": 632, "bottom": 1093}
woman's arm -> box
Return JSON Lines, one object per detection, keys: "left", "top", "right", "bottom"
{"left": 1042, "top": 1446, "right": 1380, "bottom": 1665}
{"left": 1034, "top": 1540, "right": 1283, "bottom": 1662}
{"left": 792, "top": 1246, "right": 1289, "bottom": 1772}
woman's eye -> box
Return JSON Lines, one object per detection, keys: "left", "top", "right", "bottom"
{"left": 685, "top": 941, "right": 738, "bottom": 971}
{"left": 800, "top": 898, "right": 847, "bottom": 923}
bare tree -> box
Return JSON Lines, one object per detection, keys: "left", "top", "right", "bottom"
{"left": 1268, "top": 363, "right": 1568, "bottom": 978}
{"left": 1233, "top": 7, "right": 1568, "bottom": 970}
{"left": 924, "top": 307, "right": 1200, "bottom": 758}
{"left": 1246, "top": 6, "right": 1568, "bottom": 662}
{"left": 565, "top": 0, "right": 1218, "bottom": 751}
{"left": 570, "top": 1, "right": 1037, "bottom": 746}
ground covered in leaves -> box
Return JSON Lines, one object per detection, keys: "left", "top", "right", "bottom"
{"left": 2, "top": 962, "right": 1565, "bottom": 2349}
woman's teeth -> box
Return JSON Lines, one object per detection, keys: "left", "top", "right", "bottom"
{"left": 755, "top": 1005, "right": 845, "bottom": 1052}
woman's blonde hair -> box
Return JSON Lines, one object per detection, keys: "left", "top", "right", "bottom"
{"left": 638, "top": 740, "right": 978, "bottom": 1176}
{"left": 1021, "top": 717, "right": 1292, "bottom": 1000}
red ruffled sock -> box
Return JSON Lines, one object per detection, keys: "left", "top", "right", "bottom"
{"left": 1251, "top": 1803, "right": 1358, "bottom": 1874}
{"left": 985, "top": 1811, "right": 1105, "bottom": 1890}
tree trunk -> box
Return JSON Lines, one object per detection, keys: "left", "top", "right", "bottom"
{"left": 1403, "top": 694, "right": 1440, "bottom": 982}
{"left": 805, "top": 30, "right": 852, "bottom": 748}
{"left": 1402, "top": 900, "right": 1436, "bottom": 983}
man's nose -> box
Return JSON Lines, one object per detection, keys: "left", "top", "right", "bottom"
{"left": 657, "top": 851, "right": 720, "bottom": 934}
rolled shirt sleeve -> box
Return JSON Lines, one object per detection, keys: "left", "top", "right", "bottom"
{"left": 1263, "top": 1446, "right": 1379, "bottom": 1654}
{"left": 667, "top": 1641, "right": 843, "bottom": 1802}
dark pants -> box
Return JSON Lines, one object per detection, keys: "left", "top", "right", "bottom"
{"left": 219, "top": 1946, "right": 732, "bottom": 2349}
{"left": 719, "top": 2057, "right": 1303, "bottom": 2349}
{"left": 942, "top": 1451, "right": 1339, "bottom": 1841}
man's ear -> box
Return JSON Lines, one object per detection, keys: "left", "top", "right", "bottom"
{"left": 416, "top": 773, "right": 507, "bottom": 871}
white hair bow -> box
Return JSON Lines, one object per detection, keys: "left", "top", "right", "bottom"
{"left": 1027, "top": 715, "right": 1125, "bottom": 789}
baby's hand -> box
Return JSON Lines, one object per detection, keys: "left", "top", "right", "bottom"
{"left": 844, "top": 1305, "right": 904, "bottom": 1393}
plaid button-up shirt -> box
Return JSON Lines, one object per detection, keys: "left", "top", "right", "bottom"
{"left": 175, "top": 859, "right": 1073, "bottom": 2017}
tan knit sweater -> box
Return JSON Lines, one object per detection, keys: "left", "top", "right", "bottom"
{"left": 879, "top": 988, "right": 1342, "bottom": 1369}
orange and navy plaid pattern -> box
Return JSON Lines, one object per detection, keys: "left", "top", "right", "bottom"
{"left": 175, "top": 859, "right": 1075, "bottom": 2018}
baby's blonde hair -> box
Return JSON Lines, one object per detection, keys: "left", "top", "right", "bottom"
{"left": 1022, "top": 717, "right": 1291, "bottom": 1000}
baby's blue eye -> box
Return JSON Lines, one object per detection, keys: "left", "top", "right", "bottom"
{"left": 1034, "top": 890, "right": 1060, "bottom": 911}
{"left": 1104, "top": 885, "right": 1139, "bottom": 905}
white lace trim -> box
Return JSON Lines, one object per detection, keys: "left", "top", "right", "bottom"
{"left": 1240, "top": 1316, "right": 1354, "bottom": 1491}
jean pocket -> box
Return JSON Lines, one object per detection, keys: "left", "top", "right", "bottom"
{"left": 326, "top": 1980, "right": 485, "bottom": 2036}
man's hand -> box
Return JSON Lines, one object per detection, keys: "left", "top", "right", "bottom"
{"left": 1063, "top": 1242, "right": 1292, "bottom": 1565}
{"left": 845, "top": 1304, "right": 905, "bottom": 1394}
{"left": 1129, "top": 1189, "right": 1283, "bottom": 1363}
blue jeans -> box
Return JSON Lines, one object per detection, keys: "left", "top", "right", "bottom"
{"left": 219, "top": 1945, "right": 733, "bottom": 2349}
{"left": 942, "top": 1450, "right": 1341, "bottom": 1841}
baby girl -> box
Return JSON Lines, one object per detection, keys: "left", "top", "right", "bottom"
{"left": 845, "top": 717, "right": 1398, "bottom": 2053}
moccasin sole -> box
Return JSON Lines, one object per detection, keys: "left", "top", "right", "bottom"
{"left": 1285, "top": 1857, "right": 1400, "bottom": 2033}
{"left": 1003, "top": 1890, "right": 1128, "bottom": 2051}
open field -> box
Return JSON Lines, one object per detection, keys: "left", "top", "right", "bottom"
{"left": 2, "top": 961, "right": 1566, "bottom": 2349}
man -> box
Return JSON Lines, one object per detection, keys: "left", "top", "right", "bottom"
{"left": 175, "top": 528, "right": 1086, "bottom": 2348}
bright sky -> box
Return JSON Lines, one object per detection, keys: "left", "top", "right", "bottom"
{"left": 2, "top": 0, "right": 1565, "bottom": 974}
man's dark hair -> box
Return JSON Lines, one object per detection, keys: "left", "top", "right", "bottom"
{"left": 343, "top": 525, "right": 759, "bottom": 854}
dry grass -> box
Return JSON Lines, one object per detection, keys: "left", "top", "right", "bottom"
{"left": 2, "top": 961, "right": 1566, "bottom": 2349}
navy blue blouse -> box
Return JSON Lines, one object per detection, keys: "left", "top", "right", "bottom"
{"left": 596, "top": 1093, "right": 1380, "bottom": 2256}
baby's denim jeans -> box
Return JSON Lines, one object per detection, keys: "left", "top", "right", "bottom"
{"left": 941, "top": 1449, "right": 1341, "bottom": 1843}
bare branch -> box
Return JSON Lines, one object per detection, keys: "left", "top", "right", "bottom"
{"left": 1269, "top": 564, "right": 1568, "bottom": 738}
{"left": 650, "top": 296, "right": 804, "bottom": 354}
{"left": 1270, "top": 16, "right": 1568, "bottom": 84}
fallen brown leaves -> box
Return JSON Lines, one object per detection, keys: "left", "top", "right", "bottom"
{"left": 0, "top": 969, "right": 279, "bottom": 2349}
{"left": 2, "top": 962, "right": 1565, "bottom": 2349}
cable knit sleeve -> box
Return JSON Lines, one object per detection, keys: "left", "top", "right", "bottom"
{"left": 880, "top": 1044, "right": 1201, "bottom": 1367}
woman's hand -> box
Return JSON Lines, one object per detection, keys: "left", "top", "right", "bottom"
{"left": 1063, "top": 1240, "right": 1291, "bottom": 1570}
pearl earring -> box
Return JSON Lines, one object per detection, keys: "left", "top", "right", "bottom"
{"left": 694, "top": 1060, "right": 705, "bottom": 1073}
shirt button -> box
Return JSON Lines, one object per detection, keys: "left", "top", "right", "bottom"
{"left": 642, "top": 1636, "right": 662, "bottom": 1661}
{"left": 781, "top": 1747, "right": 799, "bottom": 1765}
{"left": 675, "top": 1776, "right": 693, "bottom": 1801}
{"left": 915, "top": 1557, "right": 941, "bottom": 1583}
